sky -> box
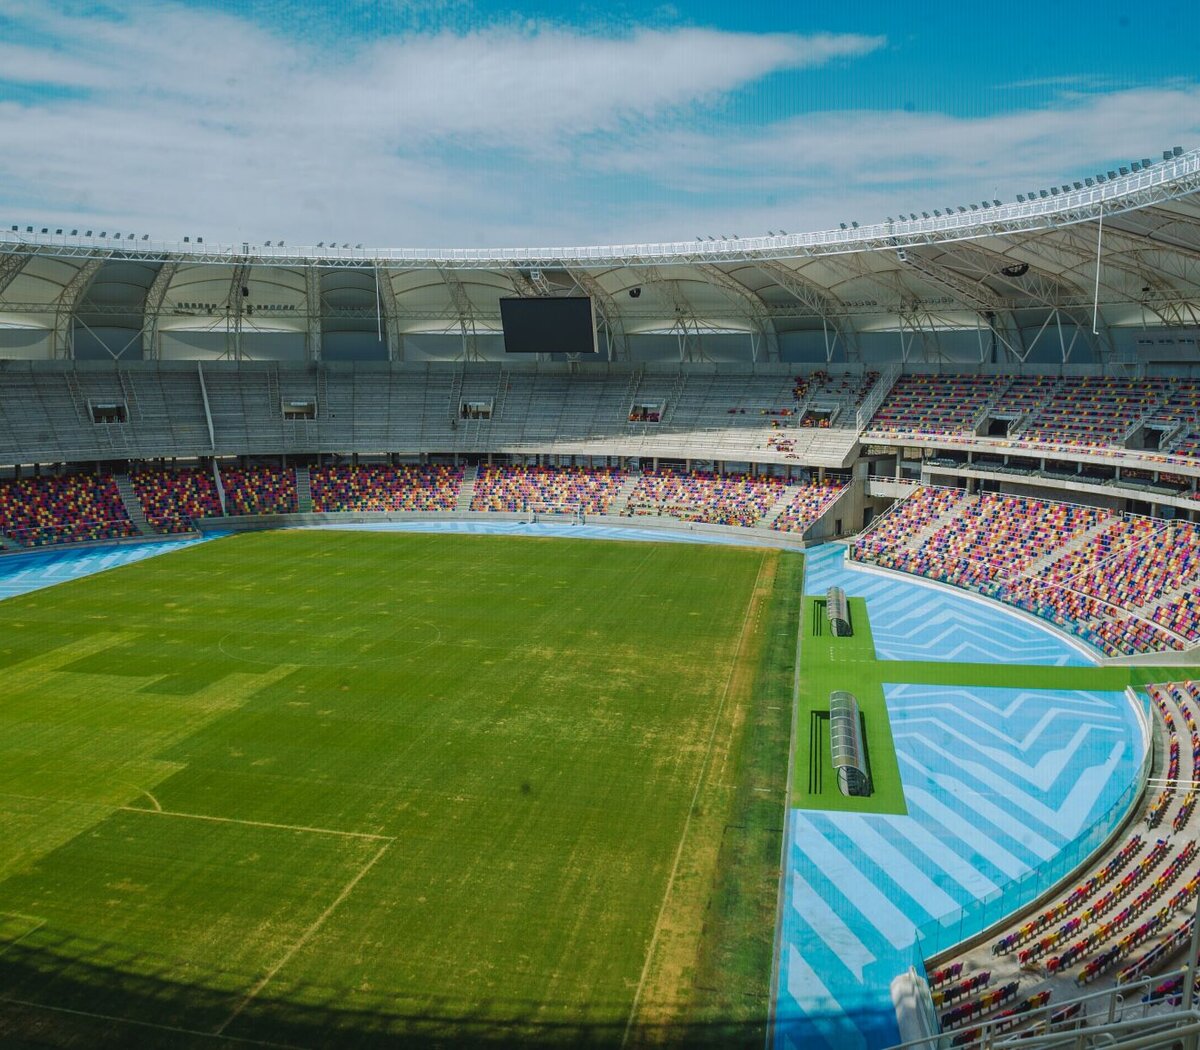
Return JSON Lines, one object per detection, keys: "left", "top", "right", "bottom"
{"left": 0, "top": 0, "right": 1198, "bottom": 249}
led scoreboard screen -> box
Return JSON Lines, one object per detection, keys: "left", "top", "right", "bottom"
{"left": 499, "top": 296, "right": 598, "bottom": 354}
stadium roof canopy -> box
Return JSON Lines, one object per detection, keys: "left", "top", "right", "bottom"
{"left": 1, "top": 149, "right": 1198, "bottom": 366}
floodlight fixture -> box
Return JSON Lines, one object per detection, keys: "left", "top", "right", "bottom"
{"left": 99, "top": 231, "right": 106, "bottom": 237}
{"left": 1141, "top": 158, "right": 1151, "bottom": 167}
{"left": 993, "top": 199, "right": 1001, "bottom": 206}
{"left": 55, "top": 228, "right": 62, "bottom": 235}
{"left": 197, "top": 237, "right": 203, "bottom": 243}
{"left": 265, "top": 240, "right": 272, "bottom": 247}
{"left": 183, "top": 237, "right": 189, "bottom": 242}
{"left": 1108, "top": 171, "right": 1117, "bottom": 179}
{"left": 921, "top": 212, "right": 929, "bottom": 219}
{"left": 839, "top": 223, "right": 847, "bottom": 229}
{"left": 85, "top": 230, "right": 92, "bottom": 237}
{"left": 41, "top": 227, "right": 47, "bottom": 233}
{"left": 779, "top": 229, "right": 788, "bottom": 235}
{"left": 1131, "top": 162, "right": 1141, "bottom": 172}
{"left": 910, "top": 213, "right": 918, "bottom": 220}
{"left": 1084, "top": 178, "right": 1094, "bottom": 187}
{"left": 1164, "top": 150, "right": 1174, "bottom": 161}
{"left": 26, "top": 226, "right": 32, "bottom": 232}
{"left": 1016, "top": 194, "right": 1025, "bottom": 202}
{"left": 1119, "top": 166, "right": 1129, "bottom": 175}
{"left": 851, "top": 221, "right": 859, "bottom": 228}
{"left": 71, "top": 230, "right": 78, "bottom": 236}
{"left": 1174, "top": 146, "right": 1183, "bottom": 156}
{"left": 355, "top": 243, "right": 363, "bottom": 249}
{"left": 317, "top": 242, "right": 324, "bottom": 247}
{"left": 933, "top": 209, "right": 942, "bottom": 216}
{"left": 732, "top": 233, "right": 739, "bottom": 239}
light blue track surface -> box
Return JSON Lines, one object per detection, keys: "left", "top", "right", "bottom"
{"left": 0, "top": 534, "right": 217, "bottom": 601}
{"left": 303, "top": 517, "right": 798, "bottom": 546}
{"left": 804, "top": 544, "right": 1095, "bottom": 666}
{"left": 773, "top": 546, "right": 1142, "bottom": 1050}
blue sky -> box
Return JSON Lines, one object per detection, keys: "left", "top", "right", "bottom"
{"left": 0, "top": 0, "right": 1197, "bottom": 247}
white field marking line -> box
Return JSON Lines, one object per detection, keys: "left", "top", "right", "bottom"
{"left": 0, "top": 790, "right": 392, "bottom": 842}
{"left": 619, "top": 550, "right": 770, "bottom": 1050}
{"left": 0, "top": 916, "right": 46, "bottom": 960}
{"left": 118, "top": 807, "right": 395, "bottom": 842}
{"left": 120, "top": 782, "right": 162, "bottom": 812}
{"left": 215, "top": 840, "right": 392, "bottom": 1036}
{"left": 0, "top": 996, "right": 304, "bottom": 1049}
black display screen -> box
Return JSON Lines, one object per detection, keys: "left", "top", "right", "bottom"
{"left": 500, "top": 296, "right": 597, "bottom": 354}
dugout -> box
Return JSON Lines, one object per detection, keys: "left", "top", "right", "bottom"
{"left": 830, "top": 690, "right": 871, "bottom": 797}
{"left": 826, "top": 586, "right": 852, "bottom": 636}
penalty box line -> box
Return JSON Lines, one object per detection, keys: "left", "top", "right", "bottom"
{"left": 0, "top": 790, "right": 393, "bottom": 842}
{"left": 215, "top": 841, "right": 393, "bottom": 1036}
{"left": 0, "top": 996, "right": 303, "bottom": 1049}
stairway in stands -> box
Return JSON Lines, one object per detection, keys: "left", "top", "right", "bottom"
{"left": 1019, "top": 516, "right": 1125, "bottom": 578}
{"left": 757, "top": 483, "right": 799, "bottom": 528}
{"left": 294, "top": 466, "right": 313, "bottom": 513}
{"left": 113, "top": 474, "right": 154, "bottom": 535}
{"left": 456, "top": 465, "right": 478, "bottom": 512}
{"left": 0, "top": 531, "right": 19, "bottom": 551}
{"left": 610, "top": 471, "right": 642, "bottom": 515}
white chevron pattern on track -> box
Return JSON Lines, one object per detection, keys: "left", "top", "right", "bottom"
{"left": 802, "top": 544, "right": 1095, "bottom": 665}
{"left": 774, "top": 682, "right": 1144, "bottom": 1050}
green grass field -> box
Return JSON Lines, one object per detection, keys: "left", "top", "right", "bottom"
{"left": 0, "top": 531, "right": 797, "bottom": 1049}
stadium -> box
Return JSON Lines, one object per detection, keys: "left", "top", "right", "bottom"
{"left": 3, "top": 136, "right": 1200, "bottom": 1050}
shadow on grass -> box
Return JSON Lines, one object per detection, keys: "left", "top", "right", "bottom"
{"left": 0, "top": 929, "right": 775, "bottom": 1050}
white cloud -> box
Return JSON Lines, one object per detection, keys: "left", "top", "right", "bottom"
{"left": 0, "top": 1, "right": 1195, "bottom": 249}
{"left": 0, "top": 2, "right": 888, "bottom": 243}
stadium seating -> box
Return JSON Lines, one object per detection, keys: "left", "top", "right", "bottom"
{"left": 470, "top": 465, "right": 626, "bottom": 514}
{"left": 769, "top": 478, "right": 846, "bottom": 534}
{"left": 867, "top": 374, "right": 1003, "bottom": 437}
{"left": 220, "top": 466, "right": 298, "bottom": 516}
{"left": 623, "top": 469, "right": 787, "bottom": 527}
{"left": 130, "top": 468, "right": 223, "bottom": 533}
{"left": 0, "top": 474, "right": 139, "bottom": 547}
{"left": 850, "top": 487, "right": 1200, "bottom": 656}
{"left": 1019, "top": 379, "right": 1170, "bottom": 448}
{"left": 311, "top": 464, "right": 463, "bottom": 513}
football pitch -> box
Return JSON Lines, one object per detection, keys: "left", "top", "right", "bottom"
{"left": 0, "top": 530, "right": 800, "bottom": 1049}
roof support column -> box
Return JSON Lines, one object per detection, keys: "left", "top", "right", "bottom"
{"left": 53, "top": 257, "right": 106, "bottom": 360}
